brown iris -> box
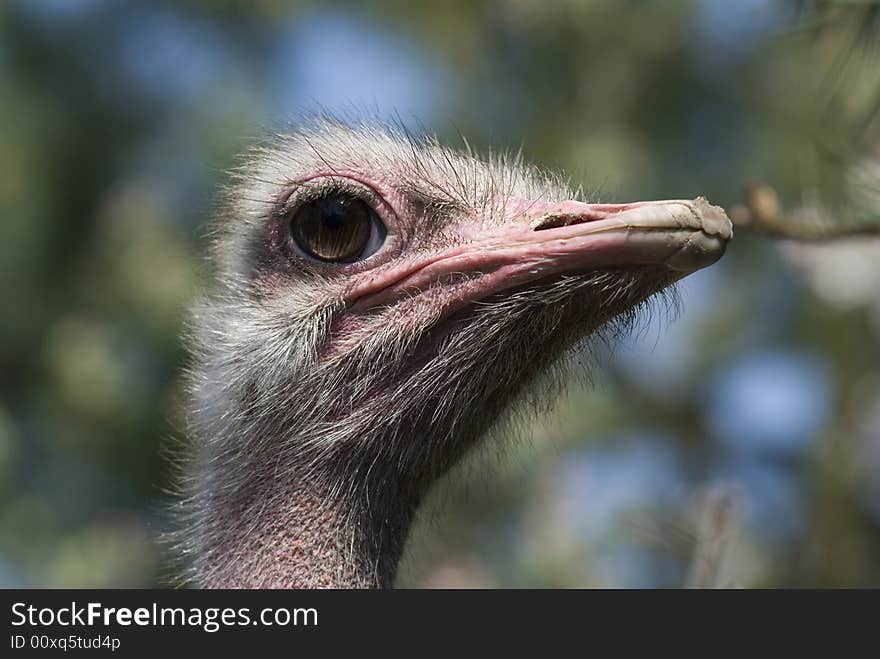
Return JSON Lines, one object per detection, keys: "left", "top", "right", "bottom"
{"left": 289, "top": 194, "right": 376, "bottom": 263}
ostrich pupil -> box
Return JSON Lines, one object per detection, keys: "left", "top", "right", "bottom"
{"left": 291, "top": 194, "right": 374, "bottom": 262}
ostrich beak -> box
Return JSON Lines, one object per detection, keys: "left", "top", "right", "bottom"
{"left": 515, "top": 196, "right": 732, "bottom": 273}
{"left": 349, "top": 197, "right": 732, "bottom": 312}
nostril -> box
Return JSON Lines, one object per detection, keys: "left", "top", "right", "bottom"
{"left": 532, "top": 213, "right": 577, "bottom": 232}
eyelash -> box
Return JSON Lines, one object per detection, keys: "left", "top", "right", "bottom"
{"left": 280, "top": 178, "right": 373, "bottom": 212}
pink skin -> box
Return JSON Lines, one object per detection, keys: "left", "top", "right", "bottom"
{"left": 345, "top": 196, "right": 732, "bottom": 320}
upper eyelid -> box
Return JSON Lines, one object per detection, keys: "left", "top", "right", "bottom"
{"left": 276, "top": 175, "right": 387, "bottom": 215}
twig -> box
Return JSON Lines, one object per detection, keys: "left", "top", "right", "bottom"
{"left": 730, "top": 182, "right": 880, "bottom": 241}
{"left": 685, "top": 486, "right": 739, "bottom": 589}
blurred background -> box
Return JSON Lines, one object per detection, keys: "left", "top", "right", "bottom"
{"left": 1, "top": 0, "right": 879, "bottom": 587}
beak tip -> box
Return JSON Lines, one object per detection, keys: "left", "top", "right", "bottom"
{"left": 692, "top": 196, "right": 734, "bottom": 242}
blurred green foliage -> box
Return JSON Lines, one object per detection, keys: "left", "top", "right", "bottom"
{"left": 1, "top": 0, "right": 879, "bottom": 587}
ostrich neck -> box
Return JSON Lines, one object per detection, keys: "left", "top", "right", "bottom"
{"left": 195, "top": 341, "right": 515, "bottom": 588}
{"left": 198, "top": 437, "right": 421, "bottom": 589}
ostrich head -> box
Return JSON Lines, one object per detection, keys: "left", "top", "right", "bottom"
{"left": 181, "top": 119, "right": 731, "bottom": 588}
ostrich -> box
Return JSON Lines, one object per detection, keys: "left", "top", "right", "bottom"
{"left": 179, "top": 119, "right": 732, "bottom": 588}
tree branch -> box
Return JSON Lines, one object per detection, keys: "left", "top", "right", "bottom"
{"left": 729, "top": 182, "right": 880, "bottom": 241}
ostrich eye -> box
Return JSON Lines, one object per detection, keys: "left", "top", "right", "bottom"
{"left": 289, "top": 194, "right": 385, "bottom": 263}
